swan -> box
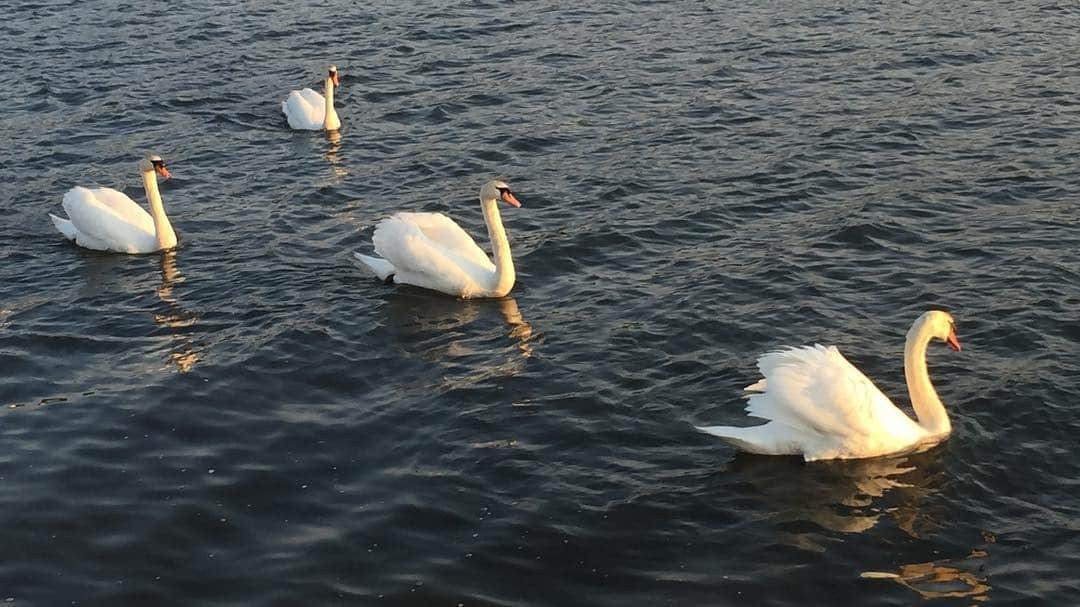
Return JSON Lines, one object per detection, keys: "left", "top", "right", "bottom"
{"left": 281, "top": 64, "right": 341, "bottom": 131}
{"left": 354, "top": 180, "right": 522, "bottom": 298}
{"left": 49, "top": 154, "right": 177, "bottom": 254}
{"left": 697, "top": 311, "right": 962, "bottom": 461}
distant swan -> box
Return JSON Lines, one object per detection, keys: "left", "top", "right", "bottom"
{"left": 354, "top": 180, "right": 522, "bottom": 298}
{"left": 49, "top": 154, "right": 177, "bottom": 254}
{"left": 282, "top": 64, "right": 341, "bottom": 131}
{"left": 697, "top": 311, "right": 962, "bottom": 461}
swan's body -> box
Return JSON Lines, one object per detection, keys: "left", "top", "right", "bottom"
{"left": 697, "top": 311, "right": 962, "bottom": 461}
{"left": 282, "top": 65, "right": 341, "bottom": 130}
{"left": 49, "top": 155, "right": 176, "bottom": 254}
{"left": 354, "top": 180, "right": 521, "bottom": 298}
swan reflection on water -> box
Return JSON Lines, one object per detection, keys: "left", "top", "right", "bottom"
{"left": 381, "top": 292, "right": 536, "bottom": 378}
{"left": 500, "top": 297, "right": 534, "bottom": 358}
{"left": 721, "top": 447, "right": 992, "bottom": 601}
{"left": 724, "top": 448, "right": 947, "bottom": 538}
{"left": 154, "top": 250, "right": 200, "bottom": 372}
{"left": 322, "top": 130, "right": 347, "bottom": 181}
{"left": 76, "top": 250, "right": 147, "bottom": 295}
{"left": 862, "top": 548, "right": 992, "bottom": 603}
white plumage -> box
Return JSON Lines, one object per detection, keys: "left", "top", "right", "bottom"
{"left": 49, "top": 155, "right": 177, "bottom": 254}
{"left": 282, "top": 65, "right": 341, "bottom": 130}
{"left": 698, "top": 311, "right": 962, "bottom": 461}
{"left": 354, "top": 180, "right": 521, "bottom": 298}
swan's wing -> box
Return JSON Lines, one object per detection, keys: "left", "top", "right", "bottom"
{"left": 744, "top": 345, "right": 921, "bottom": 453}
{"left": 85, "top": 187, "right": 156, "bottom": 231}
{"left": 298, "top": 87, "right": 324, "bottom": 109}
{"left": 389, "top": 212, "right": 494, "bottom": 271}
{"left": 282, "top": 89, "right": 323, "bottom": 129}
{"left": 61, "top": 187, "right": 156, "bottom": 253}
{"left": 372, "top": 215, "right": 493, "bottom": 296}
{"left": 49, "top": 213, "right": 78, "bottom": 241}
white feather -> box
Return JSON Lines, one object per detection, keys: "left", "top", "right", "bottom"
{"left": 56, "top": 186, "right": 159, "bottom": 253}
{"left": 282, "top": 88, "right": 325, "bottom": 130}
{"left": 353, "top": 252, "right": 395, "bottom": 281}
{"left": 370, "top": 214, "right": 495, "bottom": 297}
{"left": 282, "top": 67, "right": 341, "bottom": 131}
{"left": 354, "top": 181, "right": 519, "bottom": 298}
{"left": 698, "top": 312, "right": 960, "bottom": 461}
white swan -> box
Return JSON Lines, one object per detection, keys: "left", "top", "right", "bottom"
{"left": 697, "top": 311, "right": 962, "bottom": 461}
{"left": 49, "top": 154, "right": 177, "bottom": 254}
{"left": 281, "top": 64, "right": 341, "bottom": 131}
{"left": 354, "top": 180, "right": 522, "bottom": 298}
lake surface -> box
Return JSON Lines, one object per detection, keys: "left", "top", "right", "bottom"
{"left": 2, "top": 0, "right": 1078, "bottom": 604}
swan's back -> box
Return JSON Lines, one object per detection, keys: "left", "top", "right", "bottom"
{"left": 60, "top": 187, "right": 157, "bottom": 253}
{"left": 371, "top": 213, "right": 496, "bottom": 297}
{"left": 282, "top": 88, "right": 325, "bottom": 130}
{"left": 384, "top": 212, "right": 493, "bottom": 270}
{"left": 748, "top": 346, "right": 902, "bottom": 437}
{"left": 700, "top": 345, "right": 926, "bottom": 461}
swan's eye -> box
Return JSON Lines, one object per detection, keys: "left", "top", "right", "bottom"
{"left": 497, "top": 187, "right": 510, "bottom": 195}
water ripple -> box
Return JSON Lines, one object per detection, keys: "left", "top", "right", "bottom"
{"left": 1, "top": 0, "right": 1078, "bottom": 605}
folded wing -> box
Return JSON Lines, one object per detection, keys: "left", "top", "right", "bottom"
{"left": 282, "top": 88, "right": 324, "bottom": 130}
{"left": 746, "top": 345, "right": 923, "bottom": 457}
{"left": 388, "top": 212, "right": 493, "bottom": 270}
{"left": 372, "top": 214, "right": 494, "bottom": 296}
{"left": 61, "top": 186, "right": 156, "bottom": 253}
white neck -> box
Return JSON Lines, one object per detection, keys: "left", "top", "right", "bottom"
{"left": 480, "top": 197, "right": 515, "bottom": 297}
{"left": 903, "top": 317, "right": 951, "bottom": 437}
{"left": 141, "top": 169, "right": 177, "bottom": 250}
{"left": 323, "top": 77, "right": 341, "bottom": 130}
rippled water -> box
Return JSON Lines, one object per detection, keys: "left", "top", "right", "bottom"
{"left": 2, "top": 0, "right": 1079, "bottom": 604}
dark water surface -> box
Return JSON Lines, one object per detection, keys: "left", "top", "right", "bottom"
{"left": 2, "top": 0, "right": 1079, "bottom": 604}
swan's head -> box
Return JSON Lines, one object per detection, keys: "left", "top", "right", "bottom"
{"left": 922, "top": 310, "right": 961, "bottom": 352}
{"left": 480, "top": 180, "right": 521, "bottom": 208}
{"left": 328, "top": 65, "right": 340, "bottom": 87}
{"left": 138, "top": 154, "right": 171, "bottom": 180}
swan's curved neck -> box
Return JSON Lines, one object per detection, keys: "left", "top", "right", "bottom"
{"left": 323, "top": 77, "right": 340, "bottom": 130}
{"left": 481, "top": 197, "right": 515, "bottom": 297}
{"left": 141, "top": 169, "right": 177, "bottom": 250}
{"left": 903, "top": 318, "right": 951, "bottom": 437}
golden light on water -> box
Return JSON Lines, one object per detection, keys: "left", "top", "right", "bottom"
{"left": 323, "top": 130, "right": 347, "bottom": 180}
{"left": 862, "top": 533, "right": 995, "bottom": 602}
{"left": 499, "top": 297, "right": 534, "bottom": 358}
{"left": 155, "top": 251, "right": 201, "bottom": 372}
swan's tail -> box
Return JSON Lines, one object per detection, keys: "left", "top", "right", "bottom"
{"left": 695, "top": 422, "right": 803, "bottom": 457}
{"left": 49, "top": 214, "right": 77, "bottom": 241}
{"left": 353, "top": 252, "right": 396, "bottom": 282}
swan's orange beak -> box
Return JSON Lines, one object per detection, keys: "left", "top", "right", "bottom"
{"left": 155, "top": 165, "right": 172, "bottom": 180}
{"left": 946, "top": 325, "right": 961, "bottom": 352}
{"left": 330, "top": 73, "right": 340, "bottom": 87}
{"left": 501, "top": 190, "right": 522, "bottom": 208}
